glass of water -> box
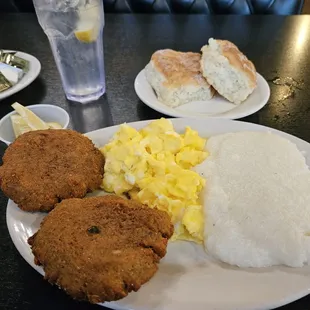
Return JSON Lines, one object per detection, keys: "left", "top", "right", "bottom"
{"left": 33, "top": 0, "right": 105, "bottom": 103}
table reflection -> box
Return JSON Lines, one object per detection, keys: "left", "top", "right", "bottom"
{"left": 67, "top": 97, "right": 113, "bottom": 133}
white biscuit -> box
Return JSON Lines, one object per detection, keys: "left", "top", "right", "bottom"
{"left": 145, "top": 49, "right": 214, "bottom": 107}
{"left": 201, "top": 38, "right": 257, "bottom": 104}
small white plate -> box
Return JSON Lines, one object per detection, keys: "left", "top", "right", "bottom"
{"left": 134, "top": 69, "right": 270, "bottom": 119}
{"left": 6, "top": 118, "right": 310, "bottom": 310}
{"left": 0, "top": 50, "right": 41, "bottom": 101}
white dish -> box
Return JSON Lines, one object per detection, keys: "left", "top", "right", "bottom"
{"left": 6, "top": 118, "right": 310, "bottom": 310}
{"left": 0, "top": 104, "right": 70, "bottom": 145}
{"left": 134, "top": 70, "right": 270, "bottom": 119}
{"left": 0, "top": 50, "right": 41, "bottom": 101}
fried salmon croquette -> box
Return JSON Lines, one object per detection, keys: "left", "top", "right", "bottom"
{"left": 28, "top": 195, "right": 174, "bottom": 304}
{"left": 0, "top": 129, "right": 104, "bottom": 212}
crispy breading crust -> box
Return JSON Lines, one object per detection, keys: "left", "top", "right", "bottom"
{"left": 0, "top": 129, "right": 105, "bottom": 212}
{"left": 28, "top": 195, "right": 174, "bottom": 303}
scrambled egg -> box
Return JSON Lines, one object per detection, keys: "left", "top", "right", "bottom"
{"left": 100, "top": 118, "right": 208, "bottom": 243}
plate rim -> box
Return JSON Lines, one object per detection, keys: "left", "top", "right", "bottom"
{"left": 134, "top": 69, "right": 270, "bottom": 120}
{"left": 0, "top": 50, "right": 41, "bottom": 100}
{"left": 6, "top": 117, "right": 310, "bottom": 310}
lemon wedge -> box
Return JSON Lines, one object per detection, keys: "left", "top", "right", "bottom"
{"left": 47, "top": 122, "right": 62, "bottom": 129}
{"left": 12, "top": 102, "right": 49, "bottom": 130}
{"left": 74, "top": 25, "right": 99, "bottom": 43}
{"left": 74, "top": 5, "right": 101, "bottom": 43}
{"left": 10, "top": 114, "right": 32, "bottom": 138}
{"left": 10, "top": 116, "right": 62, "bottom": 138}
{"left": 10, "top": 102, "right": 63, "bottom": 139}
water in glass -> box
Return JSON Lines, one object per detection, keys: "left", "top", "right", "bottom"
{"left": 33, "top": 0, "right": 105, "bottom": 103}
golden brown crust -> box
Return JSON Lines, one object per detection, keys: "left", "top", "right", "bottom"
{"left": 216, "top": 40, "right": 257, "bottom": 88}
{"left": 28, "top": 195, "right": 174, "bottom": 303}
{"left": 0, "top": 129, "right": 105, "bottom": 212}
{"left": 151, "top": 49, "right": 212, "bottom": 88}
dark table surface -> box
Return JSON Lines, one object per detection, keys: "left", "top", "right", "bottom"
{"left": 1, "top": 13, "right": 310, "bottom": 310}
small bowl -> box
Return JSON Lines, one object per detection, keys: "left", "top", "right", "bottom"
{"left": 0, "top": 104, "right": 70, "bottom": 145}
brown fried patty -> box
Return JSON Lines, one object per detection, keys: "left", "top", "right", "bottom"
{"left": 28, "top": 195, "right": 174, "bottom": 303}
{"left": 0, "top": 129, "right": 104, "bottom": 212}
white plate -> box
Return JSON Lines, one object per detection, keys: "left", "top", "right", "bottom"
{"left": 134, "top": 70, "right": 270, "bottom": 119}
{"left": 0, "top": 50, "right": 41, "bottom": 100}
{"left": 6, "top": 118, "right": 310, "bottom": 310}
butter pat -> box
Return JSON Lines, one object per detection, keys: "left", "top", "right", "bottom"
{"left": 0, "top": 63, "right": 24, "bottom": 85}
